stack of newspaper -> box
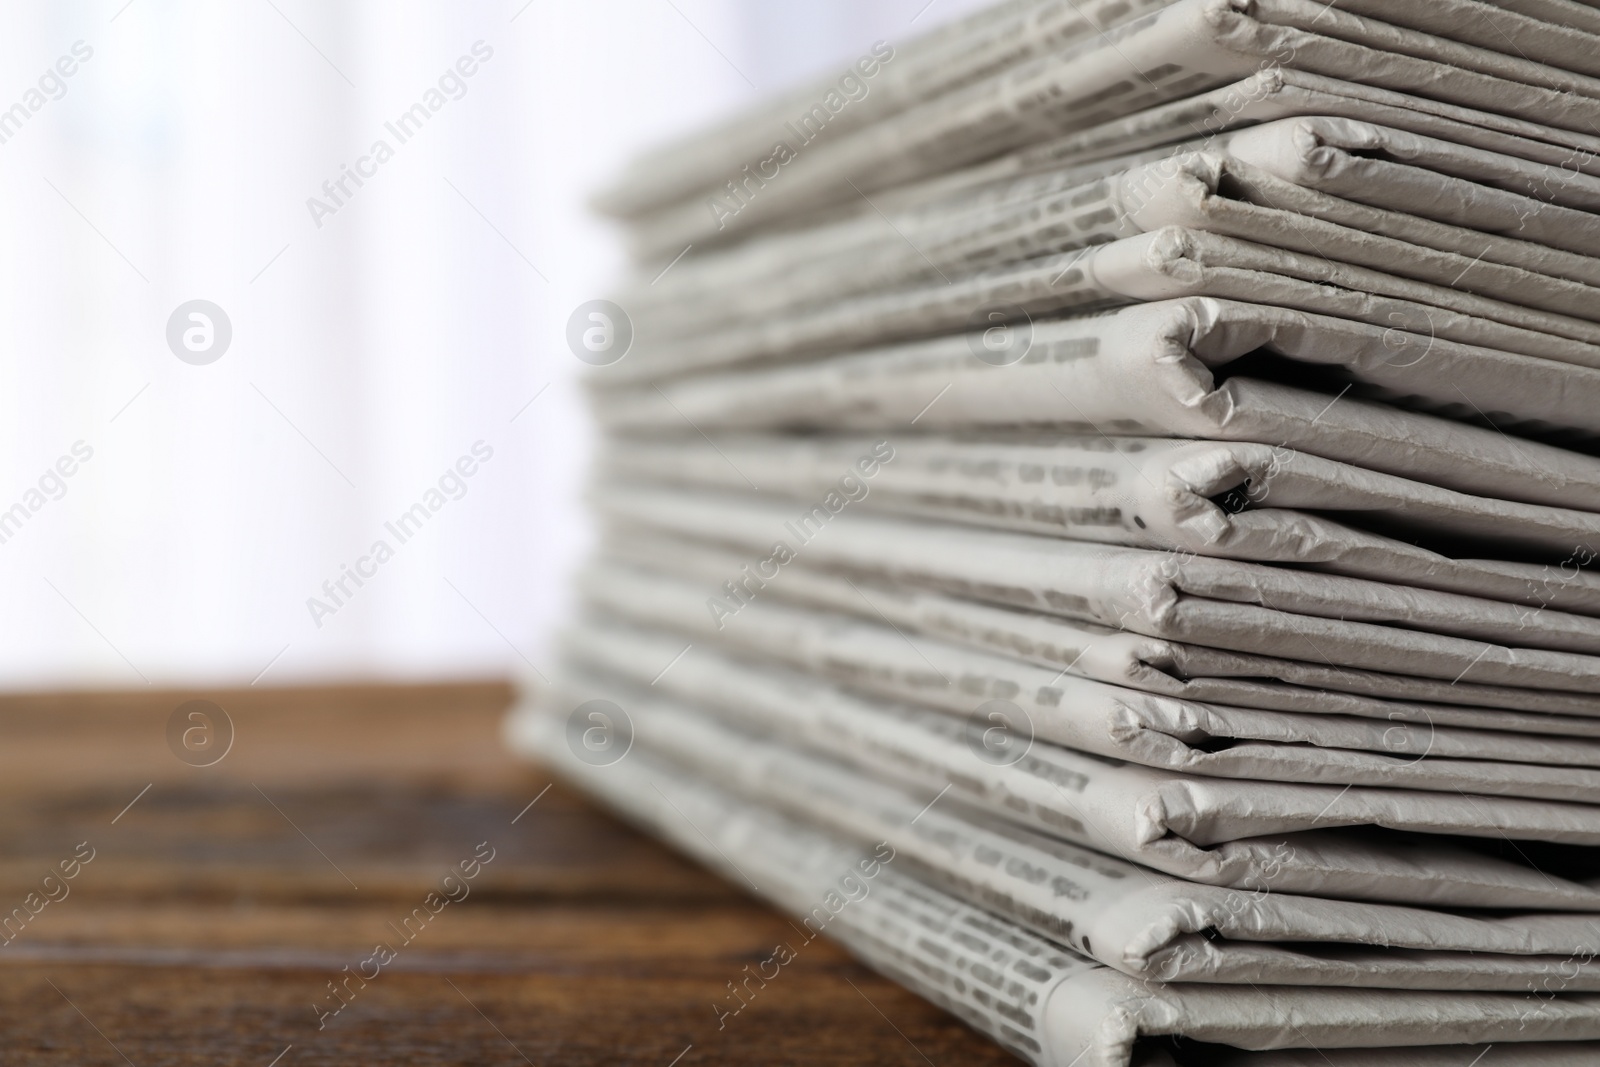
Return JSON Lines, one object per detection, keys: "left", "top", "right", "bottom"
{"left": 510, "top": 1, "right": 1600, "bottom": 1062}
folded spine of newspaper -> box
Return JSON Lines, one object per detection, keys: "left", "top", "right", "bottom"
{"left": 527, "top": 2, "right": 1600, "bottom": 1062}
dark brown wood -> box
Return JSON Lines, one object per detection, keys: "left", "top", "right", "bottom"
{"left": 0, "top": 682, "right": 1017, "bottom": 1065}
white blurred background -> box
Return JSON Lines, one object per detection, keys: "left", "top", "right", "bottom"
{"left": 0, "top": 0, "right": 987, "bottom": 689}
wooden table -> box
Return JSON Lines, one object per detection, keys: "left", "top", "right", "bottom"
{"left": 0, "top": 683, "right": 1018, "bottom": 1065}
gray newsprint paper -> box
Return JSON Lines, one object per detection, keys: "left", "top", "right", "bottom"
{"left": 597, "top": 533, "right": 1600, "bottom": 720}
{"left": 596, "top": 486, "right": 1600, "bottom": 693}
{"left": 659, "top": 69, "right": 1600, "bottom": 314}
{"left": 604, "top": 226, "right": 1600, "bottom": 385}
{"left": 511, "top": 705, "right": 1600, "bottom": 1066}
{"left": 1004, "top": 67, "right": 1600, "bottom": 183}
{"left": 626, "top": 129, "right": 1600, "bottom": 343}
{"left": 578, "top": 2, "right": 1600, "bottom": 1060}
{"left": 600, "top": 434, "right": 1600, "bottom": 605}
{"left": 559, "top": 602, "right": 1600, "bottom": 842}
{"left": 607, "top": 2, "right": 1600, "bottom": 227}
{"left": 1214, "top": 118, "right": 1600, "bottom": 245}
{"left": 594, "top": 299, "right": 1600, "bottom": 491}
{"left": 542, "top": 682, "right": 1600, "bottom": 992}
{"left": 621, "top": 0, "right": 1600, "bottom": 257}
{"left": 621, "top": 144, "right": 1600, "bottom": 350}
{"left": 564, "top": 589, "right": 1600, "bottom": 802}
{"left": 555, "top": 621, "right": 1600, "bottom": 908}
{"left": 1316, "top": 0, "right": 1600, "bottom": 76}
{"left": 594, "top": 0, "right": 1178, "bottom": 219}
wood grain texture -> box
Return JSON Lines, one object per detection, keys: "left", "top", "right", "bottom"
{"left": 0, "top": 683, "right": 1018, "bottom": 1065}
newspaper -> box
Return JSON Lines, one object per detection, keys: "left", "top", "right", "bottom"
{"left": 635, "top": 34, "right": 1600, "bottom": 230}
{"left": 1314, "top": 0, "right": 1600, "bottom": 76}
{"left": 549, "top": 617, "right": 1600, "bottom": 848}
{"left": 599, "top": 434, "right": 1600, "bottom": 603}
{"left": 1217, "top": 114, "right": 1600, "bottom": 215}
{"left": 737, "top": 65, "right": 1600, "bottom": 278}
{"left": 553, "top": 621, "right": 1600, "bottom": 907}
{"left": 592, "top": 299, "right": 1600, "bottom": 504}
{"left": 632, "top": 153, "right": 1600, "bottom": 352}
{"left": 625, "top": 147, "right": 1600, "bottom": 339}
{"left": 1250, "top": 0, "right": 1600, "bottom": 91}
{"left": 578, "top": 1, "right": 1600, "bottom": 1056}
{"left": 621, "top": 0, "right": 1600, "bottom": 257}
{"left": 608, "top": 227, "right": 1600, "bottom": 386}
{"left": 1111, "top": 115, "right": 1600, "bottom": 245}
{"left": 1504, "top": 0, "right": 1600, "bottom": 36}
{"left": 564, "top": 586, "right": 1600, "bottom": 801}
{"left": 593, "top": 0, "right": 1176, "bottom": 218}
{"left": 513, "top": 709, "right": 1600, "bottom": 1066}
{"left": 511, "top": 705, "right": 1117, "bottom": 1066}
{"left": 533, "top": 681, "right": 1600, "bottom": 994}
{"left": 597, "top": 532, "right": 1600, "bottom": 720}
{"left": 1000, "top": 68, "right": 1600, "bottom": 184}
{"left": 596, "top": 485, "right": 1600, "bottom": 693}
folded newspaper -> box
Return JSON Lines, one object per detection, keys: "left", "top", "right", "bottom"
{"left": 510, "top": 705, "right": 1600, "bottom": 1064}
{"left": 528, "top": 1, "right": 1600, "bottom": 1060}
{"left": 532, "top": 678, "right": 1600, "bottom": 991}
{"left": 616, "top": 0, "right": 1600, "bottom": 257}
{"left": 601, "top": 433, "right": 1600, "bottom": 580}
{"left": 624, "top": 138, "right": 1600, "bottom": 340}
{"left": 568, "top": 594, "right": 1600, "bottom": 801}
{"left": 563, "top": 628, "right": 1600, "bottom": 910}
{"left": 596, "top": 486, "right": 1600, "bottom": 692}
{"left": 598, "top": 532, "right": 1600, "bottom": 720}
{"left": 597, "top": 298, "right": 1600, "bottom": 478}
{"left": 554, "top": 620, "right": 1600, "bottom": 907}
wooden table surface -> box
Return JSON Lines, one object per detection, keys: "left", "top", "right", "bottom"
{"left": 0, "top": 682, "right": 1018, "bottom": 1066}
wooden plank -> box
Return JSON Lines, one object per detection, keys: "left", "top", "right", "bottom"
{"left": 0, "top": 683, "right": 1018, "bottom": 1065}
